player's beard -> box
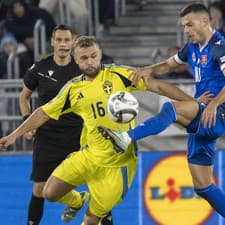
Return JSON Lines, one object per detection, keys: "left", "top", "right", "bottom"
{"left": 84, "top": 66, "right": 100, "bottom": 78}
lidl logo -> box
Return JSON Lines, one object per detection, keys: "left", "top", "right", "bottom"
{"left": 143, "top": 154, "right": 214, "bottom": 225}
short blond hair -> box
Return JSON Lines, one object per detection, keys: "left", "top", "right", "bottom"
{"left": 74, "top": 36, "right": 100, "bottom": 49}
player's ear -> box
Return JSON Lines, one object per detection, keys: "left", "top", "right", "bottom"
{"left": 71, "top": 34, "right": 76, "bottom": 43}
{"left": 74, "top": 51, "right": 78, "bottom": 64}
{"left": 201, "top": 15, "right": 209, "bottom": 27}
{"left": 99, "top": 49, "right": 102, "bottom": 61}
{"left": 50, "top": 36, "right": 54, "bottom": 47}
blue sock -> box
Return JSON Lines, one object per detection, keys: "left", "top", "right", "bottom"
{"left": 195, "top": 183, "right": 225, "bottom": 217}
{"left": 128, "top": 102, "right": 176, "bottom": 141}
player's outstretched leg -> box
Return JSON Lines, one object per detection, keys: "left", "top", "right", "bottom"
{"left": 97, "top": 126, "right": 131, "bottom": 153}
{"left": 61, "top": 191, "right": 90, "bottom": 222}
{"left": 98, "top": 102, "right": 176, "bottom": 153}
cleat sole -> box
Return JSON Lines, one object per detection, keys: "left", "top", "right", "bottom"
{"left": 98, "top": 126, "right": 124, "bottom": 153}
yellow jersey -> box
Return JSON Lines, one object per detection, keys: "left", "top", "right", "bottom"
{"left": 42, "top": 64, "right": 147, "bottom": 167}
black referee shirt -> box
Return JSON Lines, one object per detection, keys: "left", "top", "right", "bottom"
{"left": 24, "top": 55, "right": 83, "bottom": 162}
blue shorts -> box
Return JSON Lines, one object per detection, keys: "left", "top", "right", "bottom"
{"left": 186, "top": 103, "right": 225, "bottom": 166}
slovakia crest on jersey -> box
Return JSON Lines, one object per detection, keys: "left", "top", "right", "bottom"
{"left": 192, "top": 53, "right": 196, "bottom": 62}
{"left": 201, "top": 55, "right": 207, "bottom": 65}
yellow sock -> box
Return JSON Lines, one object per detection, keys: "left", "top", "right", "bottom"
{"left": 57, "top": 190, "right": 82, "bottom": 208}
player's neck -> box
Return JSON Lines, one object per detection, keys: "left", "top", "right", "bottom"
{"left": 84, "top": 75, "right": 95, "bottom": 81}
{"left": 199, "top": 27, "right": 214, "bottom": 48}
{"left": 53, "top": 55, "right": 71, "bottom": 66}
{"left": 84, "top": 68, "right": 101, "bottom": 81}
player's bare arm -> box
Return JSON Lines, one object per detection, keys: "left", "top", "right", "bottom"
{"left": 143, "top": 56, "right": 178, "bottom": 75}
{"left": 0, "top": 107, "right": 49, "bottom": 149}
{"left": 202, "top": 69, "right": 225, "bottom": 128}
{"left": 19, "top": 85, "right": 32, "bottom": 116}
{"left": 19, "top": 85, "right": 35, "bottom": 140}
{"left": 144, "top": 76, "right": 196, "bottom": 102}
{"left": 130, "top": 57, "right": 179, "bottom": 86}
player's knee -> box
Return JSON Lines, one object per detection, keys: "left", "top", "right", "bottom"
{"left": 159, "top": 102, "right": 176, "bottom": 121}
{"left": 160, "top": 101, "right": 175, "bottom": 113}
{"left": 33, "top": 182, "right": 45, "bottom": 198}
{"left": 193, "top": 179, "right": 212, "bottom": 189}
{"left": 33, "top": 188, "right": 44, "bottom": 198}
{"left": 42, "top": 186, "right": 58, "bottom": 202}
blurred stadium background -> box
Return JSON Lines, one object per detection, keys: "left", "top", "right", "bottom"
{"left": 1, "top": 0, "right": 225, "bottom": 224}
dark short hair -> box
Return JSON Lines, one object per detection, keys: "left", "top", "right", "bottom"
{"left": 179, "top": 3, "right": 209, "bottom": 17}
{"left": 74, "top": 36, "right": 100, "bottom": 49}
{"left": 52, "top": 24, "right": 75, "bottom": 37}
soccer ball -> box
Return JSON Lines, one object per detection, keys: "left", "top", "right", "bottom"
{"left": 107, "top": 91, "right": 139, "bottom": 123}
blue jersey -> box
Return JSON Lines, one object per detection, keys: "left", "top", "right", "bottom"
{"left": 174, "top": 31, "right": 225, "bottom": 99}
{"left": 174, "top": 31, "right": 225, "bottom": 165}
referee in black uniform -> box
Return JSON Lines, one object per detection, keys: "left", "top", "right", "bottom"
{"left": 19, "top": 24, "right": 114, "bottom": 225}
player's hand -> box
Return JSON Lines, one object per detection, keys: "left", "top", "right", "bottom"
{"left": 201, "top": 102, "right": 218, "bottom": 128}
{"left": 197, "top": 91, "right": 214, "bottom": 104}
{"left": 0, "top": 135, "right": 16, "bottom": 150}
{"left": 24, "top": 130, "right": 35, "bottom": 140}
{"left": 129, "top": 67, "right": 151, "bottom": 86}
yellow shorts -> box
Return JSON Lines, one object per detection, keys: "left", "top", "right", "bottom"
{"left": 52, "top": 150, "right": 137, "bottom": 218}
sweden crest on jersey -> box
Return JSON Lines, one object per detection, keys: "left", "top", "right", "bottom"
{"left": 103, "top": 80, "right": 113, "bottom": 95}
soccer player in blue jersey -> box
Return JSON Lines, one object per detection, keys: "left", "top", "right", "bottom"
{"left": 98, "top": 3, "right": 225, "bottom": 217}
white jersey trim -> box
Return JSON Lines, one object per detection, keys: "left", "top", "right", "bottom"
{"left": 220, "top": 63, "right": 225, "bottom": 71}
{"left": 174, "top": 54, "right": 186, "bottom": 65}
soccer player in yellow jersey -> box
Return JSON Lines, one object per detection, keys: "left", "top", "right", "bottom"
{"left": 0, "top": 36, "right": 195, "bottom": 225}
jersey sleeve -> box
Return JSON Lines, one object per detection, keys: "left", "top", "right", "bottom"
{"left": 23, "top": 63, "right": 38, "bottom": 91}
{"left": 174, "top": 43, "right": 189, "bottom": 64}
{"left": 111, "top": 65, "right": 147, "bottom": 91}
{"left": 212, "top": 42, "right": 225, "bottom": 71}
{"left": 42, "top": 82, "right": 74, "bottom": 120}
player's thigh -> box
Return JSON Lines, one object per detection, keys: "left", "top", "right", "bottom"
{"left": 88, "top": 158, "right": 137, "bottom": 218}
{"left": 173, "top": 101, "right": 199, "bottom": 124}
{"left": 43, "top": 175, "right": 75, "bottom": 200}
{"left": 51, "top": 151, "right": 87, "bottom": 187}
{"left": 188, "top": 163, "right": 214, "bottom": 188}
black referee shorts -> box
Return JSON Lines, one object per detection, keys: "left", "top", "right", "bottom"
{"left": 30, "top": 160, "right": 62, "bottom": 182}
